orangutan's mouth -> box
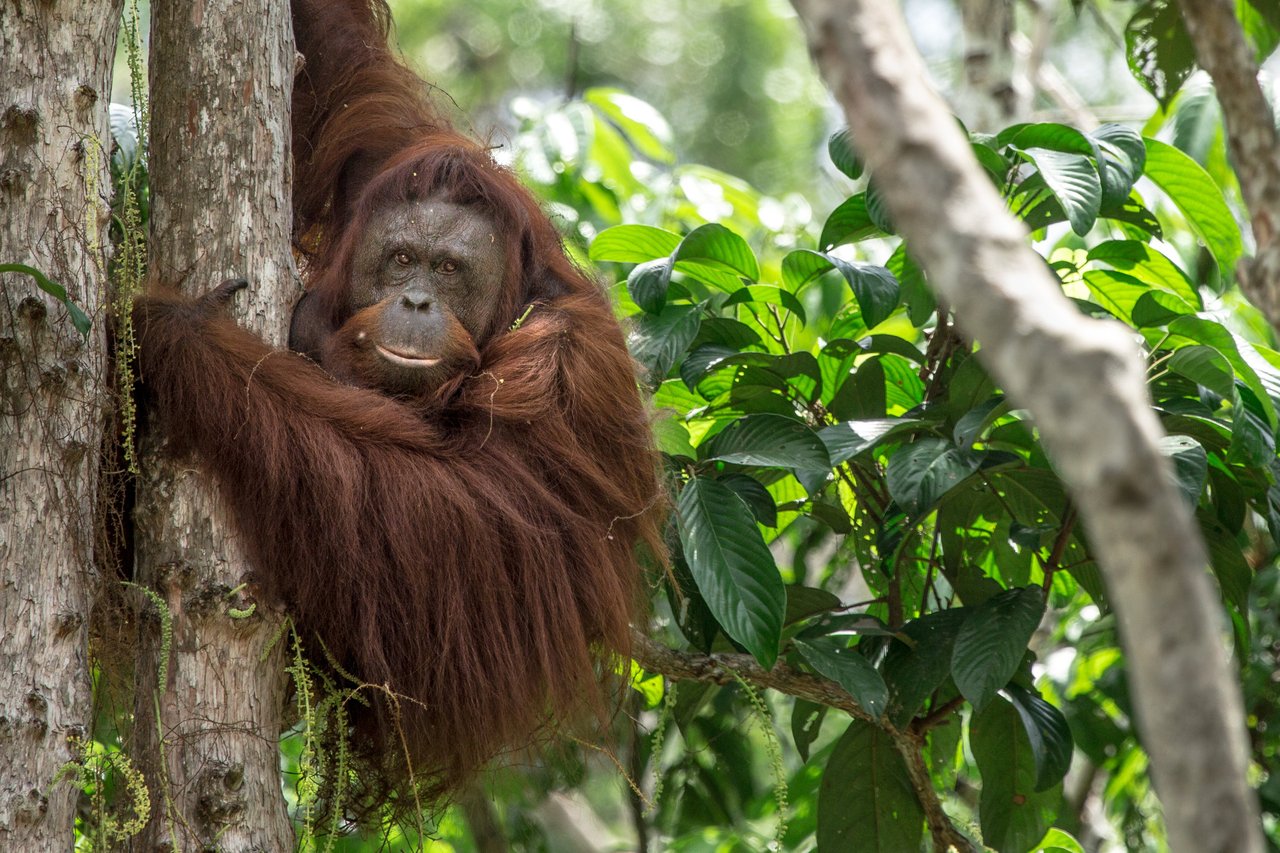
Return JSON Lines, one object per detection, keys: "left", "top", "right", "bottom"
{"left": 375, "top": 344, "right": 443, "bottom": 368}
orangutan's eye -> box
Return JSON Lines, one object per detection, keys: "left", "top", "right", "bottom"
{"left": 437, "top": 258, "right": 460, "bottom": 275}
{"left": 393, "top": 251, "right": 412, "bottom": 266}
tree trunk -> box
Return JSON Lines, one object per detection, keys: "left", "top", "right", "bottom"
{"left": 1177, "top": 0, "right": 1280, "bottom": 331}
{"left": 789, "top": 2, "right": 1262, "bottom": 851}
{"left": 0, "top": 1, "right": 122, "bottom": 847}
{"left": 131, "top": 1, "right": 298, "bottom": 849}
{"left": 955, "top": 0, "right": 1025, "bottom": 130}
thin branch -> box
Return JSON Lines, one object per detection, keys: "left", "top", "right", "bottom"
{"left": 630, "top": 632, "right": 975, "bottom": 850}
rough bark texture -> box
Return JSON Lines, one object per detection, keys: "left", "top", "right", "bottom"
{"left": 788, "top": 2, "right": 1262, "bottom": 851}
{"left": 1178, "top": 0, "right": 1280, "bottom": 330}
{"left": 131, "top": 1, "right": 297, "bottom": 849}
{"left": 0, "top": 1, "right": 121, "bottom": 847}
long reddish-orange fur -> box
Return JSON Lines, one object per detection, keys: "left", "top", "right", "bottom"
{"left": 135, "top": 0, "right": 664, "bottom": 807}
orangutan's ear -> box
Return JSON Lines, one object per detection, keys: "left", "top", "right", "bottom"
{"left": 288, "top": 290, "right": 331, "bottom": 361}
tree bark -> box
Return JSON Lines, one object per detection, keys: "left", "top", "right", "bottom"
{"left": 1177, "top": 0, "right": 1280, "bottom": 331}
{"left": 955, "top": 0, "right": 1026, "bottom": 130}
{"left": 788, "top": 2, "right": 1262, "bottom": 852}
{"left": 131, "top": 1, "right": 297, "bottom": 849}
{"left": 0, "top": 1, "right": 122, "bottom": 847}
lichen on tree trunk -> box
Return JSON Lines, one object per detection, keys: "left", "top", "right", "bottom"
{"left": 130, "top": 1, "right": 299, "bottom": 849}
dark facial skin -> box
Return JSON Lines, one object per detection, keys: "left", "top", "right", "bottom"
{"left": 341, "top": 196, "right": 507, "bottom": 395}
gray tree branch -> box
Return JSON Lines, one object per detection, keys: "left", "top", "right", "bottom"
{"left": 785, "top": 1, "right": 1262, "bottom": 850}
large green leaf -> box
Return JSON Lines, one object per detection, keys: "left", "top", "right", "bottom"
{"left": 1021, "top": 148, "right": 1101, "bottom": 235}
{"left": 1168, "top": 345, "right": 1235, "bottom": 399}
{"left": 952, "top": 586, "right": 1045, "bottom": 711}
{"left": 820, "top": 194, "right": 881, "bottom": 250}
{"left": 1144, "top": 138, "right": 1244, "bottom": 276}
{"left": 817, "top": 720, "right": 924, "bottom": 852}
{"left": 1086, "top": 239, "right": 1198, "bottom": 306}
{"left": 972, "top": 698, "right": 1064, "bottom": 853}
{"left": 626, "top": 258, "right": 672, "bottom": 314}
{"left": 673, "top": 223, "right": 759, "bottom": 284}
{"left": 1001, "top": 122, "right": 1095, "bottom": 155}
{"left": 1090, "top": 123, "right": 1148, "bottom": 209}
{"left": 589, "top": 224, "right": 681, "bottom": 263}
{"left": 704, "top": 413, "right": 830, "bottom": 469}
{"left": 1125, "top": 0, "right": 1197, "bottom": 107}
{"left": 1158, "top": 434, "right": 1208, "bottom": 507}
{"left": 828, "top": 127, "right": 863, "bottom": 180}
{"left": 820, "top": 418, "right": 926, "bottom": 466}
{"left": 1082, "top": 269, "right": 1151, "bottom": 322}
{"left": 628, "top": 305, "right": 701, "bottom": 383}
{"left": 1004, "top": 683, "right": 1074, "bottom": 791}
{"left": 882, "top": 608, "right": 969, "bottom": 727}
{"left": 782, "top": 250, "right": 899, "bottom": 328}
{"left": 676, "top": 477, "right": 785, "bottom": 667}
{"left": 795, "top": 637, "right": 889, "bottom": 718}
{"left": 885, "top": 437, "right": 983, "bottom": 515}
{"left": 1170, "top": 316, "right": 1276, "bottom": 425}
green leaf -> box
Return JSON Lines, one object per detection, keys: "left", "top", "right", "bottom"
{"left": 818, "top": 720, "right": 925, "bottom": 852}
{"left": 828, "top": 127, "right": 863, "bottom": 180}
{"left": 0, "top": 263, "right": 92, "bottom": 337}
{"left": 791, "top": 699, "right": 828, "bottom": 763}
{"left": 1002, "top": 122, "right": 1095, "bottom": 155}
{"left": 785, "top": 585, "right": 842, "bottom": 625}
{"left": 1021, "top": 148, "right": 1101, "bottom": 235}
{"left": 719, "top": 473, "right": 778, "bottom": 527}
{"left": 627, "top": 258, "right": 671, "bottom": 315}
{"left": 589, "top": 224, "right": 681, "bottom": 263}
{"left": 886, "top": 243, "right": 934, "bottom": 325}
{"left": 1168, "top": 345, "right": 1235, "bottom": 399}
{"left": 628, "top": 305, "right": 701, "bottom": 383}
{"left": 885, "top": 437, "right": 983, "bottom": 516}
{"left": 1144, "top": 138, "right": 1244, "bottom": 276}
{"left": 584, "top": 88, "right": 675, "bottom": 163}
{"left": 795, "top": 637, "right": 890, "bottom": 718}
{"left": 1158, "top": 434, "right": 1208, "bottom": 507}
{"left": 954, "top": 396, "right": 1008, "bottom": 448}
{"left": 653, "top": 417, "right": 696, "bottom": 459}
{"left": 1082, "top": 268, "right": 1151, "bottom": 322}
{"left": 865, "top": 180, "right": 894, "bottom": 233}
{"left": 820, "top": 194, "right": 881, "bottom": 250}
{"left": 882, "top": 608, "right": 969, "bottom": 727}
{"left": 820, "top": 418, "right": 925, "bottom": 466}
{"left": 951, "top": 586, "right": 1045, "bottom": 711}
{"left": 1125, "top": 0, "right": 1197, "bottom": 107}
{"left": 1086, "top": 239, "right": 1198, "bottom": 306}
{"left": 1090, "top": 123, "right": 1148, "bottom": 208}
{"left": 1004, "top": 683, "right": 1074, "bottom": 791}
{"left": 829, "top": 357, "right": 887, "bottom": 421}
{"left": 782, "top": 250, "right": 899, "bottom": 328}
{"left": 1170, "top": 316, "right": 1277, "bottom": 425}
{"left": 676, "top": 477, "right": 785, "bottom": 667}
{"left": 673, "top": 223, "right": 759, "bottom": 284}
{"left": 1131, "top": 290, "right": 1195, "bottom": 327}
{"left": 1202, "top": 512, "right": 1252, "bottom": 613}
{"left": 1035, "top": 828, "right": 1088, "bottom": 853}
{"left": 704, "top": 413, "right": 830, "bottom": 470}
{"left": 971, "top": 697, "right": 1064, "bottom": 853}
{"left": 723, "top": 284, "right": 808, "bottom": 324}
